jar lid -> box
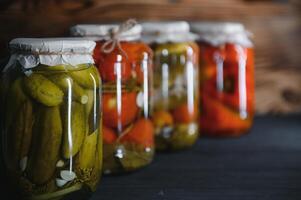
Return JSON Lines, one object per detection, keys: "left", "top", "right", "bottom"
{"left": 10, "top": 38, "right": 96, "bottom": 54}
{"left": 70, "top": 24, "right": 142, "bottom": 41}
{"left": 141, "top": 21, "right": 199, "bottom": 44}
{"left": 5, "top": 38, "right": 96, "bottom": 71}
{"left": 191, "top": 22, "right": 253, "bottom": 47}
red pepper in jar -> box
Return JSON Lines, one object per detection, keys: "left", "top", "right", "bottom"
{"left": 172, "top": 103, "right": 198, "bottom": 124}
{"left": 201, "top": 95, "right": 252, "bottom": 136}
{"left": 192, "top": 22, "right": 255, "bottom": 136}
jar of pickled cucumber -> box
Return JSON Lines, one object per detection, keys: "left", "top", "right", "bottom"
{"left": 142, "top": 21, "right": 200, "bottom": 151}
{"left": 1, "top": 38, "right": 102, "bottom": 199}
{"left": 71, "top": 20, "right": 154, "bottom": 174}
{"left": 191, "top": 22, "right": 255, "bottom": 137}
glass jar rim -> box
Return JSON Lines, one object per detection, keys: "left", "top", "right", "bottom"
{"left": 31, "top": 63, "right": 93, "bottom": 72}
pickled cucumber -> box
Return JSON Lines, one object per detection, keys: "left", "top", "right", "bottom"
{"left": 85, "top": 90, "right": 99, "bottom": 134}
{"left": 48, "top": 74, "right": 88, "bottom": 104}
{"left": 5, "top": 78, "right": 28, "bottom": 130}
{"left": 23, "top": 74, "right": 64, "bottom": 106}
{"left": 78, "top": 130, "right": 97, "bottom": 169}
{"left": 77, "top": 128, "right": 101, "bottom": 191}
{"left": 85, "top": 90, "right": 94, "bottom": 117}
{"left": 70, "top": 67, "right": 100, "bottom": 89}
{"left": 87, "top": 147, "right": 102, "bottom": 191}
{"left": 9, "top": 100, "right": 33, "bottom": 171}
{"left": 27, "top": 106, "right": 63, "bottom": 185}
{"left": 62, "top": 102, "right": 86, "bottom": 159}
{"left": 85, "top": 89, "right": 96, "bottom": 133}
{"left": 19, "top": 101, "right": 34, "bottom": 162}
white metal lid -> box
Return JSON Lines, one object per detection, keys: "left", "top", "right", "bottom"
{"left": 70, "top": 24, "right": 142, "bottom": 41}
{"left": 190, "top": 22, "right": 253, "bottom": 47}
{"left": 5, "top": 38, "right": 96, "bottom": 70}
{"left": 141, "top": 21, "right": 199, "bottom": 44}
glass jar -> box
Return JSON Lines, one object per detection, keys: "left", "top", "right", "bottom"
{"left": 71, "top": 21, "right": 154, "bottom": 174}
{"left": 142, "top": 21, "right": 200, "bottom": 151}
{"left": 191, "top": 22, "right": 255, "bottom": 137}
{"left": 1, "top": 38, "right": 102, "bottom": 199}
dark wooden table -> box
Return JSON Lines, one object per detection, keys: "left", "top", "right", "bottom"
{"left": 93, "top": 115, "right": 301, "bottom": 200}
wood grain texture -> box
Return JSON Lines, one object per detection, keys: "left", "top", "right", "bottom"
{"left": 0, "top": 0, "right": 301, "bottom": 114}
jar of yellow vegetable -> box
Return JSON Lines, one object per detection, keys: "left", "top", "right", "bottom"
{"left": 1, "top": 38, "right": 102, "bottom": 200}
{"left": 142, "top": 21, "right": 200, "bottom": 151}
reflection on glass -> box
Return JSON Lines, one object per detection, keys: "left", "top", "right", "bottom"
{"left": 237, "top": 45, "right": 248, "bottom": 119}
{"left": 214, "top": 51, "right": 224, "bottom": 92}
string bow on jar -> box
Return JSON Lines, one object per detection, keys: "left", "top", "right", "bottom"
{"left": 101, "top": 19, "right": 138, "bottom": 58}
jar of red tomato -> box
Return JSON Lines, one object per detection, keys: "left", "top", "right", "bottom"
{"left": 142, "top": 21, "right": 200, "bottom": 151}
{"left": 191, "top": 22, "right": 255, "bottom": 137}
{"left": 71, "top": 20, "right": 154, "bottom": 174}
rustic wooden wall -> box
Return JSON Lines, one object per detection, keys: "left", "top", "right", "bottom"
{"left": 0, "top": 0, "right": 301, "bottom": 114}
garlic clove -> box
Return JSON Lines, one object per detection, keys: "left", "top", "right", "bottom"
{"left": 80, "top": 95, "right": 88, "bottom": 104}
{"left": 56, "top": 160, "right": 65, "bottom": 168}
{"left": 56, "top": 178, "right": 68, "bottom": 187}
{"left": 19, "top": 157, "right": 28, "bottom": 172}
{"left": 136, "top": 92, "right": 144, "bottom": 108}
{"left": 60, "top": 170, "right": 76, "bottom": 181}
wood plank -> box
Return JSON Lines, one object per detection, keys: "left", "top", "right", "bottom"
{"left": 0, "top": 0, "right": 300, "bottom": 113}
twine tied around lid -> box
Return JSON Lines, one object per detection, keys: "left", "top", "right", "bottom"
{"left": 101, "top": 19, "right": 137, "bottom": 58}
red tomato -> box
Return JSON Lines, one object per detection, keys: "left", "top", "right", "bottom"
{"left": 126, "top": 42, "right": 153, "bottom": 84}
{"left": 103, "top": 126, "right": 117, "bottom": 144}
{"left": 120, "top": 119, "right": 154, "bottom": 148}
{"left": 125, "top": 42, "right": 153, "bottom": 62}
{"left": 95, "top": 42, "right": 133, "bottom": 83}
{"left": 102, "top": 92, "right": 139, "bottom": 128}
